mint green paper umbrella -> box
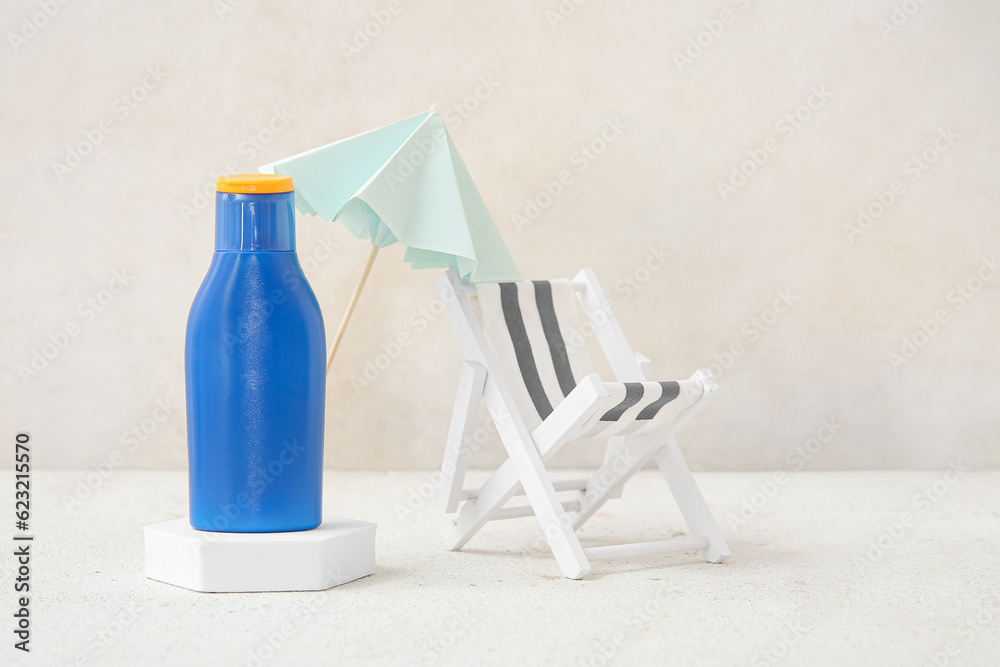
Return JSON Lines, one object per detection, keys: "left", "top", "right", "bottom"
{"left": 260, "top": 108, "right": 520, "bottom": 372}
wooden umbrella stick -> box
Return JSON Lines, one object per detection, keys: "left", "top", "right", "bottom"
{"left": 326, "top": 244, "right": 380, "bottom": 373}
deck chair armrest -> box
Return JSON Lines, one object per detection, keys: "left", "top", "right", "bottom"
{"left": 531, "top": 374, "right": 608, "bottom": 457}
{"left": 692, "top": 368, "right": 719, "bottom": 394}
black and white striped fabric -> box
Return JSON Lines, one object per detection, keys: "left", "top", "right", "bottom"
{"left": 477, "top": 279, "right": 704, "bottom": 438}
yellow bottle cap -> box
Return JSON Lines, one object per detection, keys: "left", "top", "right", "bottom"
{"left": 217, "top": 174, "right": 293, "bottom": 194}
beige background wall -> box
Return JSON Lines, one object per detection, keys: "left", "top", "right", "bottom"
{"left": 2, "top": 0, "right": 998, "bottom": 472}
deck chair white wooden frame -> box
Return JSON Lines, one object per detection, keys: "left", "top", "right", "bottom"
{"left": 435, "top": 268, "right": 729, "bottom": 579}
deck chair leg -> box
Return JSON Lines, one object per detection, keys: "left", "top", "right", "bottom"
{"left": 444, "top": 380, "right": 594, "bottom": 579}
{"left": 443, "top": 457, "right": 521, "bottom": 551}
{"left": 570, "top": 428, "right": 667, "bottom": 531}
{"left": 443, "top": 455, "right": 591, "bottom": 580}
{"left": 570, "top": 377, "right": 718, "bottom": 533}
{"left": 654, "top": 437, "right": 730, "bottom": 563}
{"left": 438, "top": 361, "right": 487, "bottom": 513}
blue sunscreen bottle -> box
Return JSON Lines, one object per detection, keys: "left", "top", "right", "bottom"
{"left": 186, "top": 174, "right": 325, "bottom": 532}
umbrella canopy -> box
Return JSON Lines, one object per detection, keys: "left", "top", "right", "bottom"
{"left": 260, "top": 110, "right": 520, "bottom": 283}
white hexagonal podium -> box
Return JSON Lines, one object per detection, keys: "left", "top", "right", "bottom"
{"left": 144, "top": 516, "right": 376, "bottom": 593}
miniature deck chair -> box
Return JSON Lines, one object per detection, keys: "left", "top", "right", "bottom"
{"left": 435, "top": 268, "right": 729, "bottom": 579}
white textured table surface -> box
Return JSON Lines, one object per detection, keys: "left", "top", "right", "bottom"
{"left": 2, "top": 470, "right": 999, "bottom": 666}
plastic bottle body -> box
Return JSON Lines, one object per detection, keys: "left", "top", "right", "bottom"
{"left": 186, "top": 186, "right": 325, "bottom": 533}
